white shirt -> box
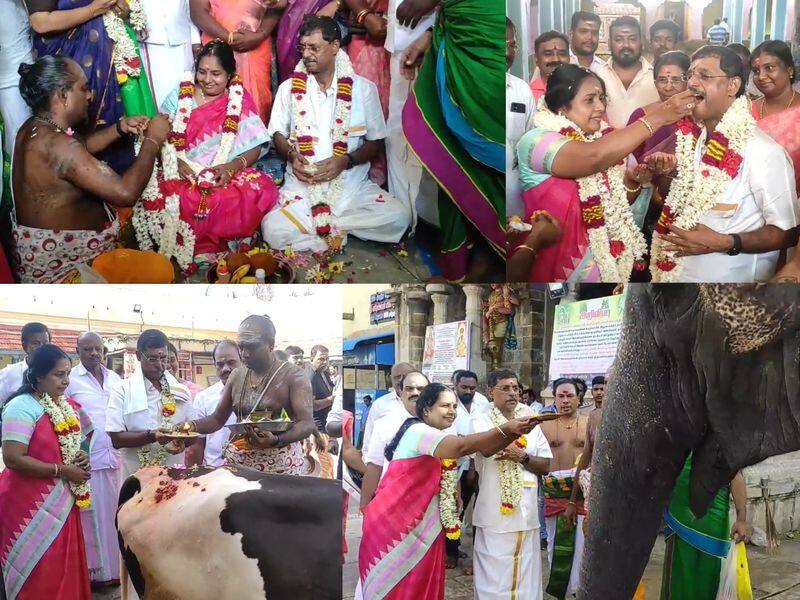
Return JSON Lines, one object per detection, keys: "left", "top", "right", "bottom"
{"left": 140, "top": 0, "right": 200, "bottom": 46}
{"left": 0, "top": 360, "right": 26, "bottom": 408}
{"left": 361, "top": 389, "right": 402, "bottom": 450}
{"left": 324, "top": 378, "right": 344, "bottom": 433}
{"left": 193, "top": 381, "right": 235, "bottom": 467}
{"left": 570, "top": 50, "right": 605, "bottom": 74}
{"left": 471, "top": 406, "right": 553, "bottom": 533}
{"left": 106, "top": 375, "right": 195, "bottom": 479}
{"left": 0, "top": 0, "right": 33, "bottom": 89}
{"left": 507, "top": 72, "right": 535, "bottom": 218}
{"left": 65, "top": 363, "right": 122, "bottom": 470}
{"left": 268, "top": 70, "right": 386, "bottom": 195}
{"left": 384, "top": 0, "right": 435, "bottom": 54}
{"left": 680, "top": 128, "right": 799, "bottom": 282}
{"left": 594, "top": 57, "right": 660, "bottom": 128}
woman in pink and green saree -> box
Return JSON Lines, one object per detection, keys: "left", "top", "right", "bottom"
{"left": 358, "top": 382, "right": 539, "bottom": 599}
{"left": 1, "top": 345, "right": 94, "bottom": 600}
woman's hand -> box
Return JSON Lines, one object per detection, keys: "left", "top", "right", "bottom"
{"left": 121, "top": 116, "right": 150, "bottom": 137}
{"left": 316, "top": 0, "right": 339, "bottom": 18}
{"left": 177, "top": 159, "right": 196, "bottom": 182}
{"left": 627, "top": 164, "right": 653, "bottom": 187}
{"left": 731, "top": 519, "right": 750, "bottom": 543}
{"left": 164, "top": 440, "right": 186, "bottom": 455}
{"left": 211, "top": 165, "right": 235, "bottom": 187}
{"left": 113, "top": 0, "right": 131, "bottom": 19}
{"left": 527, "top": 211, "right": 562, "bottom": 250}
{"left": 400, "top": 31, "right": 432, "bottom": 80}
{"left": 500, "top": 416, "right": 539, "bottom": 438}
{"left": 74, "top": 450, "right": 90, "bottom": 472}
{"left": 652, "top": 88, "right": 697, "bottom": 127}
{"left": 89, "top": 0, "right": 118, "bottom": 18}
{"left": 244, "top": 425, "right": 278, "bottom": 449}
{"left": 61, "top": 464, "right": 91, "bottom": 483}
{"left": 364, "top": 13, "right": 387, "bottom": 40}
{"left": 232, "top": 28, "right": 265, "bottom": 53}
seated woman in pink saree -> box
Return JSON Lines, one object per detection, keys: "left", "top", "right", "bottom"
{"left": 515, "top": 64, "right": 692, "bottom": 282}
{"left": 1, "top": 345, "right": 93, "bottom": 600}
{"left": 359, "top": 383, "right": 537, "bottom": 599}
{"left": 750, "top": 40, "right": 800, "bottom": 193}
{"left": 160, "top": 41, "right": 278, "bottom": 256}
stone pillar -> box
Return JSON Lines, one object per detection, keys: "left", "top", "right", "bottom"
{"left": 463, "top": 284, "right": 487, "bottom": 382}
{"left": 426, "top": 284, "right": 453, "bottom": 326}
{"left": 402, "top": 285, "right": 430, "bottom": 367}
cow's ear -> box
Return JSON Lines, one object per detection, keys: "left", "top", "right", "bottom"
{"left": 689, "top": 296, "right": 800, "bottom": 517}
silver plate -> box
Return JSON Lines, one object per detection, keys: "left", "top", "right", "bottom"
{"left": 227, "top": 420, "right": 294, "bottom": 435}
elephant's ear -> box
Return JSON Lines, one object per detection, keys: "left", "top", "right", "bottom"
{"left": 689, "top": 286, "right": 800, "bottom": 517}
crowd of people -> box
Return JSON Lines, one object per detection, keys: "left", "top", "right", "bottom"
{"left": 507, "top": 11, "right": 800, "bottom": 284}
{"left": 0, "top": 317, "right": 339, "bottom": 598}
{"left": 331, "top": 358, "right": 614, "bottom": 599}
{"left": 0, "top": 0, "right": 504, "bottom": 284}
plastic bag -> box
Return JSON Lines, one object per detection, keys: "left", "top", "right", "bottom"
{"left": 716, "top": 542, "right": 753, "bottom": 600}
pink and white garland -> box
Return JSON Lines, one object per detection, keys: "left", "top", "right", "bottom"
{"left": 534, "top": 104, "right": 647, "bottom": 281}
{"left": 650, "top": 96, "right": 754, "bottom": 281}
{"left": 103, "top": 0, "right": 147, "bottom": 85}
{"left": 289, "top": 51, "right": 354, "bottom": 244}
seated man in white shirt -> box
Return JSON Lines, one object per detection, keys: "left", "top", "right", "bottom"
{"left": 506, "top": 18, "right": 535, "bottom": 219}
{"left": 186, "top": 340, "right": 241, "bottom": 466}
{"left": 106, "top": 329, "right": 195, "bottom": 482}
{"left": 651, "top": 45, "right": 799, "bottom": 283}
{"left": 0, "top": 322, "right": 50, "bottom": 407}
{"left": 359, "top": 371, "right": 429, "bottom": 509}
{"left": 472, "top": 369, "right": 552, "bottom": 600}
{"left": 261, "top": 16, "right": 410, "bottom": 254}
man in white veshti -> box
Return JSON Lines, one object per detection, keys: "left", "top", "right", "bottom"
{"left": 261, "top": 16, "right": 410, "bottom": 253}
{"left": 471, "top": 370, "right": 552, "bottom": 600}
{"left": 656, "top": 45, "right": 798, "bottom": 282}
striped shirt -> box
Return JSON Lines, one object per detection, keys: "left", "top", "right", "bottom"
{"left": 707, "top": 24, "right": 728, "bottom": 45}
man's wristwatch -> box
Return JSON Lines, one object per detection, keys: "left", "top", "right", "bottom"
{"left": 344, "top": 153, "right": 355, "bottom": 170}
{"left": 726, "top": 233, "right": 742, "bottom": 256}
{"left": 522, "top": 454, "right": 530, "bottom": 466}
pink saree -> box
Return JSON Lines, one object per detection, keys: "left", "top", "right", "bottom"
{"left": 160, "top": 89, "right": 278, "bottom": 255}
{"left": 203, "top": 0, "right": 273, "bottom": 122}
{"left": 359, "top": 455, "right": 446, "bottom": 600}
{"left": 0, "top": 396, "right": 91, "bottom": 600}
{"left": 521, "top": 176, "right": 590, "bottom": 282}
{"left": 753, "top": 102, "right": 800, "bottom": 193}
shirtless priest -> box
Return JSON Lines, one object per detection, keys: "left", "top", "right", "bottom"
{"left": 176, "top": 315, "right": 317, "bottom": 475}
{"left": 11, "top": 56, "right": 169, "bottom": 283}
{"left": 261, "top": 16, "right": 411, "bottom": 253}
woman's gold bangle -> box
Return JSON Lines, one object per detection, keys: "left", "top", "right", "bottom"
{"left": 638, "top": 116, "right": 655, "bottom": 136}
{"left": 142, "top": 137, "right": 160, "bottom": 150}
{"left": 495, "top": 424, "right": 509, "bottom": 439}
{"left": 515, "top": 244, "right": 537, "bottom": 256}
{"left": 237, "top": 156, "right": 247, "bottom": 170}
{"left": 227, "top": 31, "right": 234, "bottom": 45}
{"left": 624, "top": 182, "right": 642, "bottom": 194}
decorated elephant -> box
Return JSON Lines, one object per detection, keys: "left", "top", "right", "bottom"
{"left": 580, "top": 283, "right": 800, "bottom": 599}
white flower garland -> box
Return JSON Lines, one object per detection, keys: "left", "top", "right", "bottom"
{"left": 489, "top": 406, "right": 527, "bottom": 515}
{"left": 38, "top": 394, "right": 91, "bottom": 509}
{"left": 650, "top": 96, "right": 755, "bottom": 281}
{"left": 103, "top": 0, "right": 147, "bottom": 85}
{"left": 289, "top": 51, "right": 355, "bottom": 242}
{"left": 533, "top": 105, "right": 647, "bottom": 282}
{"left": 136, "top": 376, "right": 176, "bottom": 468}
{"left": 439, "top": 459, "right": 461, "bottom": 539}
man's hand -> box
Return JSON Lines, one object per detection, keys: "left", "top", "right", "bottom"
{"left": 400, "top": 31, "right": 432, "bottom": 80}
{"left": 177, "top": 159, "right": 196, "bottom": 181}
{"left": 291, "top": 152, "right": 316, "bottom": 184}
{"left": 244, "top": 425, "right": 278, "bottom": 449}
{"left": 89, "top": 0, "right": 118, "bottom": 18}
{"left": 114, "top": 0, "right": 131, "bottom": 19}
{"left": 312, "top": 156, "right": 347, "bottom": 183}
{"left": 154, "top": 430, "right": 175, "bottom": 446}
{"left": 627, "top": 164, "right": 653, "bottom": 185}
{"left": 396, "top": 0, "right": 439, "bottom": 28}
{"left": 232, "top": 28, "right": 265, "bottom": 53}
{"left": 144, "top": 114, "right": 171, "bottom": 146}
{"left": 662, "top": 223, "right": 731, "bottom": 256}
{"left": 496, "top": 443, "right": 526, "bottom": 463}
{"left": 121, "top": 116, "right": 150, "bottom": 137}
{"left": 164, "top": 440, "right": 186, "bottom": 455}
{"left": 364, "top": 13, "right": 387, "bottom": 40}
{"left": 316, "top": 0, "right": 339, "bottom": 17}
{"left": 564, "top": 502, "right": 578, "bottom": 528}
{"left": 74, "top": 450, "right": 90, "bottom": 471}
{"left": 644, "top": 151, "right": 677, "bottom": 176}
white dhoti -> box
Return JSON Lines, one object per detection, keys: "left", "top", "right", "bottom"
{"left": 474, "top": 527, "right": 542, "bottom": 600}
{"left": 141, "top": 42, "right": 195, "bottom": 109}
{"left": 386, "top": 53, "right": 437, "bottom": 227}
{"left": 261, "top": 180, "right": 410, "bottom": 253}
{"left": 81, "top": 467, "right": 122, "bottom": 582}
{"left": 545, "top": 514, "right": 585, "bottom": 597}
{"left": 0, "top": 86, "right": 31, "bottom": 154}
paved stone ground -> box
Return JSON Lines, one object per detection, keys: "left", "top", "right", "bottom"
{"left": 345, "top": 496, "right": 800, "bottom": 600}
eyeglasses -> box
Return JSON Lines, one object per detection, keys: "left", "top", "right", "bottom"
{"left": 685, "top": 70, "right": 731, "bottom": 82}
{"left": 142, "top": 353, "right": 168, "bottom": 365}
{"left": 655, "top": 76, "right": 687, "bottom": 85}
{"left": 297, "top": 41, "right": 329, "bottom": 54}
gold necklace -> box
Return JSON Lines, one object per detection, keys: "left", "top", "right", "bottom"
{"left": 759, "top": 89, "right": 796, "bottom": 119}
